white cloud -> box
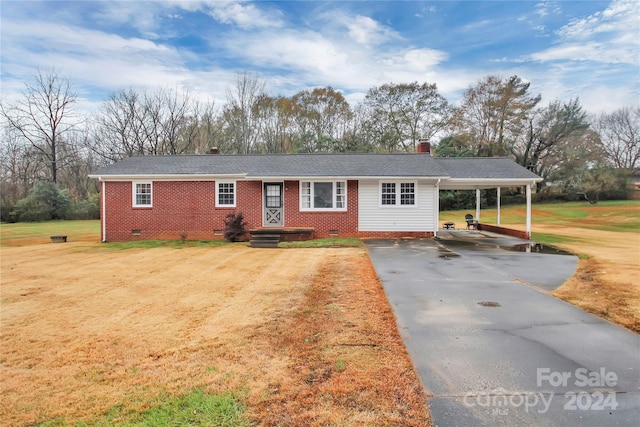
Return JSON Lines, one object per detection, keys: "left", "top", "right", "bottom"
{"left": 0, "top": 18, "right": 224, "bottom": 110}
{"left": 2, "top": 20, "right": 169, "bottom": 54}
{"left": 1, "top": 0, "right": 636, "bottom": 117}
{"left": 345, "top": 15, "right": 399, "bottom": 45}
{"left": 220, "top": 20, "right": 449, "bottom": 96}
{"left": 557, "top": 0, "right": 638, "bottom": 40}
{"left": 534, "top": 1, "right": 561, "bottom": 18}
{"left": 207, "top": 1, "right": 283, "bottom": 28}
{"left": 90, "top": 1, "right": 162, "bottom": 37}
{"left": 531, "top": 41, "right": 633, "bottom": 64}
{"left": 529, "top": 0, "right": 639, "bottom": 66}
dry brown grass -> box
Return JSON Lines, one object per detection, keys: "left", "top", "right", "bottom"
{"left": 533, "top": 225, "right": 640, "bottom": 333}
{"left": 0, "top": 242, "right": 430, "bottom": 426}
{"left": 554, "top": 258, "right": 640, "bottom": 333}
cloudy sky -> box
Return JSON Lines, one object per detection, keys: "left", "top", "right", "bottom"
{"left": 1, "top": 0, "right": 638, "bottom": 114}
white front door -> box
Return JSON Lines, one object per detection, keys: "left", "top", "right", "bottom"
{"left": 263, "top": 183, "right": 283, "bottom": 226}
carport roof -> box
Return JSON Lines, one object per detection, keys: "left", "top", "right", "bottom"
{"left": 89, "top": 153, "right": 542, "bottom": 185}
{"left": 436, "top": 157, "right": 542, "bottom": 189}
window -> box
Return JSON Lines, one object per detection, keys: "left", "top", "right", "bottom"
{"left": 301, "top": 182, "right": 312, "bottom": 209}
{"left": 381, "top": 182, "right": 396, "bottom": 205}
{"left": 400, "top": 182, "right": 415, "bottom": 205}
{"left": 335, "top": 181, "right": 346, "bottom": 208}
{"left": 133, "top": 182, "right": 152, "bottom": 207}
{"left": 380, "top": 181, "right": 416, "bottom": 207}
{"left": 300, "top": 181, "right": 347, "bottom": 211}
{"left": 265, "top": 184, "right": 282, "bottom": 208}
{"left": 216, "top": 181, "right": 236, "bottom": 207}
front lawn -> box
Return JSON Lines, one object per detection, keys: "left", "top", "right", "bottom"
{"left": 0, "top": 224, "right": 430, "bottom": 426}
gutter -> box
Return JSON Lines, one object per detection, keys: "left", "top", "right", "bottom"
{"left": 88, "top": 173, "right": 247, "bottom": 181}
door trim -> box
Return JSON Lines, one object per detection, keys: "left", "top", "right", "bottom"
{"left": 262, "top": 182, "right": 284, "bottom": 227}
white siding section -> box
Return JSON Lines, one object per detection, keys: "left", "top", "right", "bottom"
{"left": 358, "top": 179, "right": 436, "bottom": 232}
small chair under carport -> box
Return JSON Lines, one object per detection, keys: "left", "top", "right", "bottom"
{"left": 465, "top": 214, "right": 478, "bottom": 230}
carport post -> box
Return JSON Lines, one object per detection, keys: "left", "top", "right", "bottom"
{"left": 496, "top": 187, "right": 501, "bottom": 226}
{"left": 526, "top": 183, "right": 532, "bottom": 238}
{"left": 475, "top": 189, "right": 481, "bottom": 222}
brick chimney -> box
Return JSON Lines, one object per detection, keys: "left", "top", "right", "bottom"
{"left": 417, "top": 139, "right": 431, "bottom": 154}
{"left": 209, "top": 147, "right": 219, "bottom": 154}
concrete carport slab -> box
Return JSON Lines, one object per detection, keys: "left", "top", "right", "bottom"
{"left": 364, "top": 235, "right": 640, "bottom": 427}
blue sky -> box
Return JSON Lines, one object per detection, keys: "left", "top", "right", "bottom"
{"left": 1, "top": 1, "right": 638, "bottom": 114}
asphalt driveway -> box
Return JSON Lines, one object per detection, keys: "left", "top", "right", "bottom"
{"left": 364, "top": 232, "right": 640, "bottom": 427}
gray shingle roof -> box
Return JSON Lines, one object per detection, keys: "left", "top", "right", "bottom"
{"left": 89, "top": 153, "right": 542, "bottom": 181}
{"left": 90, "top": 153, "right": 450, "bottom": 178}
{"left": 436, "top": 157, "right": 541, "bottom": 180}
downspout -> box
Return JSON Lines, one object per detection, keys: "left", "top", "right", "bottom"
{"left": 434, "top": 179, "right": 441, "bottom": 237}
{"left": 101, "top": 179, "right": 107, "bottom": 243}
{"left": 526, "top": 182, "right": 532, "bottom": 239}
{"left": 496, "top": 187, "right": 501, "bottom": 226}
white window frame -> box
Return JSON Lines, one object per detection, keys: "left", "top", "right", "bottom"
{"left": 216, "top": 180, "right": 236, "bottom": 207}
{"left": 300, "top": 180, "right": 347, "bottom": 212}
{"left": 132, "top": 181, "right": 153, "bottom": 208}
{"left": 379, "top": 180, "right": 417, "bottom": 207}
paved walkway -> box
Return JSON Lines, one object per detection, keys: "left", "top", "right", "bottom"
{"left": 364, "top": 234, "right": 640, "bottom": 427}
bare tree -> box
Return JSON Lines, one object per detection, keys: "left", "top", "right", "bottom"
{"left": 223, "top": 72, "right": 267, "bottom": 154}
{"left": 289, "top": 87, "right": 353, "bottom": 152}
{"left": 91, "top": 88, "right": 144, "bottom": 161}
{"left": 571, "top": 164, "right": 619, "bottom": 204}
{"left": 91, "top": 87, "right": 216, "bottom": 160}
{"left": 362, "top": 82, "right": 449, "bottom": 152}
{"left": 594, "top": 106, "right": 640, "bottom": 170}
{"left": 510, "top": 98, "right": 594, "bottom": 189}
{"left": 252, "top": 95, "right": 295, "bottom": 153}
{"left": 0, "top": 125, "right": 40, "bottom": 219}
{"left": 1, "top": 69, "right": 80, "bottom": 183}
{"left": 452, "top": 75, "right": 540, "bottom": 157}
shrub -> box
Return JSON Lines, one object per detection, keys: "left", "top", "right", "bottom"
{"left": 67, "top": 193, "right": 100, "bottom": 220}
{"left": 223, "top": 212, "right": 248, "bottom": 242}
{"left": 11, "top": 182, "right": 71, "bottom": 222}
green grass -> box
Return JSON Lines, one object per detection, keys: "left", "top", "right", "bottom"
{"left": 278, "top": 237, "right": 363, "bottom": 248}
{"left": 0, "top": 220, "right": 237, "bottom": 249}
{"left": 0, "top": 220, "right": 100, "bottom": 244}
{"left": 3, "top": 200, "right": 638, "bottom": 248}
{"left": 529, "top": 232, "right": 579, "bottom": 246}
{"left": 440, "top": 200, "right": 640, "bottom": 233}
{"left": 36, "top": 389, "right": 250, "bottom": 427}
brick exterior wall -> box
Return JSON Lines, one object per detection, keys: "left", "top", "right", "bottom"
{"left": 101, "top": 179, "right": 433, "bottom": 241}
{"left": 476, "top": 223, "right": 529, "bottom": 239}
{"left": 358, "top": 231, "right": 435, "bottom": 238}
{"left": 103, "top": 181, "right": 263, "bottom": 242}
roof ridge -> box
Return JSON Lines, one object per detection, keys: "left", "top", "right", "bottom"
{"left": 128, "top": 152, "right": 433, "bottom": 158}
{"left": 436, "top": 156, "right": 512, "bottom": 160}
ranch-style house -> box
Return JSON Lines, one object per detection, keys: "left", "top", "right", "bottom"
{"left": 88, "top": 142, "right": 542, "bottom": 242}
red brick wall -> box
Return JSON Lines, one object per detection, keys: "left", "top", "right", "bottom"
{"left": 103, "top": 181, "right": 262, "bottom": 241}
{"left": 358, "top": 231, "right": 435, "bottom": 238}
{"left": 477, "top": 223, "right": 529, "bottom": 239}
{"left": 101, "top": 179, "right": 434, "bottom": 241}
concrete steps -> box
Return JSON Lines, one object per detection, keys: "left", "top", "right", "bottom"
{"left": 249, "top": 228, "right": 315, "bottom": 248}
{"left": 249, "top": 233, "right": 281, "bottom": 248}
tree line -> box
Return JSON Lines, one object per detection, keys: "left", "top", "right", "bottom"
{"left": 1, "top": 69, "right": 638, "bottom": 222}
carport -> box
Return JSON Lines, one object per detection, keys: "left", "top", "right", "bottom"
{"left": 434, "top": 157, "right": 543, "bottom": 239}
